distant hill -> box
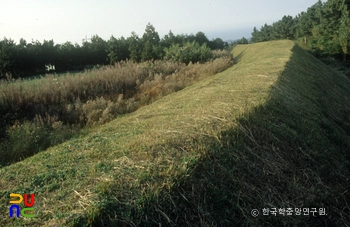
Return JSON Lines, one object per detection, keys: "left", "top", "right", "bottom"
{"left": 1, "top": 40, "right": 349, "bottom": 226}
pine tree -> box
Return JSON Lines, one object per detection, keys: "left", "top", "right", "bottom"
{"left": 128, "top": 32, "right": 142, "bottom": 62}
{"left": 161, "top": 30, "right": 176, "bottom": 48}
{"left": 272, "top": 15, "right": 295, "bottom": 40}
{"left": 195, "top": 31, "right": 209, "bottom": 45}
{"left": 260, "top": 24, "right": 273, "bottom": 41}
{"left": 141, "top": 23, "right": 160, "bottom": 61}
{"left": 107, "top": 36, "right": 119, "bottom": 64}
{"left": 338, "top": 1, "right": 350, "bottom": 61}
{"left": 251, "top": 27, "right": 262, "bottom": 43}
{"left": 0, "top": 38, "right": 17, "bottom": 77}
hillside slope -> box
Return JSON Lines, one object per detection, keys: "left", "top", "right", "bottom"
{"left": 1, "top": 40, "right": 349, "bottom": 226}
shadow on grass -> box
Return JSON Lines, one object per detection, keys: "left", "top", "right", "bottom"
{"left": 233, "top": 46, "right": 248, "bottom": 63}
{"left": 73, "top": 45, "right": 350, "bottom": 226}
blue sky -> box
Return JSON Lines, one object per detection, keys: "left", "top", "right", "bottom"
{"left": 1, "top": 0, "right": 322, "bottom": 44}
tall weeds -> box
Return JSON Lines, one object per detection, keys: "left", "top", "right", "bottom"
{"left": 0, "top": 54, "right": 234, "bottom": 165}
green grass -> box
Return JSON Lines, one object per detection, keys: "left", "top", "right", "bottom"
{"left": 0, "top": 57, "right": 233, "bottom": 167}
{"left": 1, "top": 40, "right": 349, "bottom": 226}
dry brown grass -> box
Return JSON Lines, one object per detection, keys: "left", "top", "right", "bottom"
{"left": 0, "top": 56, "right": 233, "bottom": 125}
{"left": 0, "top": 54, "right": 234, "bottom": 166}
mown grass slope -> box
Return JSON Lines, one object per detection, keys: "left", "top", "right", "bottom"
{"left": 1, "top": 40, "right": 349, "bottom": 226}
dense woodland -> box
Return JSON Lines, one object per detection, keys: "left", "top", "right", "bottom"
{"left": 0, "top": 23, "right": 227, "bottom": 78}
{"left": 251, "top": 0, "right": 350, "bottom": 61}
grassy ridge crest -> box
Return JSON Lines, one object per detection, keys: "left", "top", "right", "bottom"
{"left": 1, "top": 40, "right": 349, "bottom": 226}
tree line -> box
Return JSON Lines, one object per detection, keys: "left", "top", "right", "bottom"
{"left": 251, "top": 0, "right": 350, "bottom": 61}
{"left": 0, "top": 23, "right": 228, "bottom": 78}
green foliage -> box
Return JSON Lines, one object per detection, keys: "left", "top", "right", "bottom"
{"left": 161, "top": 30, "right": 177, "bottom": 48}
{"left": 260, "top": 24, "right": 274, "bottom": 41}
{"left": 194, "top": 31, "right": 209, "bottom": 45}
{"left": 338, "top": 3, "right": 350, "bottom": 60}
{"left": 0, "top": 24, "right": 227, "bottom": 77}
{"left": 251, "top": 0, "right": 350, "bottom": 59}
{"left": 141, "top": 23, "right": 161, "bottom": 61}
{"left": 0, "top": 120, "right": 77, "bottom": 167}
{"left": 107, "top": 36, "right": 129, "bottom": 64}
{"left": 165, "top": 41, "right": 212, "bottom": 64}
{"left": 58, "top": 41, "right": 80, "bottom": 69}
{"left": 128, "top": 32, "right": 142, "bottom": 62}
{"left": 250, "top": 27, "right": 262, "bottom": 43}
{"left": 237, "top": 37, "right": 249, "bottom": 44}
{"left": 41, "top": 40, "right": 58, "bottom": 65}
{"left": 81, "top": 35, "right": 108, "bottom": 65}
{"left": 0, "top": 38, "right": 17, "bottom": 77}
{"left": 208, "top": 37, "right": 226, "bottom": 49}
{"left": 272, "top": 15, "right": 296, "bottom": 39}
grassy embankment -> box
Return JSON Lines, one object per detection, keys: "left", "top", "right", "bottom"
{"left": 1, "top": 40, "right": 349, "bottom": 226}
{"left": 0, "top": 54, "right": 232, "bottom": 167}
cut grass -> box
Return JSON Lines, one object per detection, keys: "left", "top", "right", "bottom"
{"left": 0, "top": 57, "right": 233, "bottom": 167}
{"left": 0, "top": 40, "right": 349, "bottom": 226}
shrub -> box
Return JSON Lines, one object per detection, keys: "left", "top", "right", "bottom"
{"left": 164, "top": 41, "right": 213, "bottom": 64}
{"left": 0, "top": 120, "right": 77, "bottom": 166}
{"left": 211, "top": 49, "right": 233, "bottom": 60}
